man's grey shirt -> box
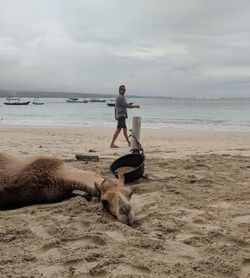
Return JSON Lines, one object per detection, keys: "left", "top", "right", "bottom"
{"left": 115, "top": 94, "right": 129, "bottom": 120}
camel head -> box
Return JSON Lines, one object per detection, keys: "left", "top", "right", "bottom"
{"left": 95, "top": 173, "right": 134, "bottom": 225}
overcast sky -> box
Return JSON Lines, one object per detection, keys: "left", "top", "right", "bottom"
{"left": 0, "top": 0, "right": 250, "bottom": 97}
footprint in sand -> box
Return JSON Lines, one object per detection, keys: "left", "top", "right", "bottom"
{"left": 209, "top": 201, "right": 232, "bottom": 209}
{"left": 36, "top": 265, "right": 66, "bottom": 278}
{"left": 63, "top": 235, "right": 106, "bottom": 248}
{"left": 175, "top": 231, "right": 202, "bottom": 242}
{"left": 154, "top": 241, "right": 198, "bottom": 264}
{"left": 110, "top": 263, "right": 151, "bottom": 276}
{"left": 18, "top": 213, "right": 53, "bottom": 239}
{"left": 28, "top": 221, "right": 51, "bottom": 239}
{"left": 105, "top": 230, "right": 127, "bottom": 242}
{"left": 233, "top": 214, "right": 250, "bottom": 224}
{"left": 71, "top": 219, "right": 92, "bottom": 231}
{"left": 38, "top": 246, "right": 61, "bottom": 260}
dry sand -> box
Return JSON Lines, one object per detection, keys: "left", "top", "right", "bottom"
{"left": 0, "top": 126, "right": 250, "bottom": 278}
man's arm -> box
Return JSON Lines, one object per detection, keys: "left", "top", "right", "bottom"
{"left": 127, "top": 103, "right": 140, "bottom": 109}
{"left": 117, "top": 96, "right": 139, "bottom": 109}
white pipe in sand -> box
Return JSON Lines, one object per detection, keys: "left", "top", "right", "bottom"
{"left": 130, "top": 116, "right": 141, "bottom": 151}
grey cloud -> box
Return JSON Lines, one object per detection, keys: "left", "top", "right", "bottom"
{"left": 0, "top": 0, "right": 250, "bottom": 97}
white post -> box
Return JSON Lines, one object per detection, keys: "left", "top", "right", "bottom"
{"left": 131, "top": 116, "right": 141, "bottom": 151}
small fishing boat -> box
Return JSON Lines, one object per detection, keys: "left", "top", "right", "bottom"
{"left": 32, "top": 98, "right": 44, "bottom": 105}
{"left": 106, "top": 99, "right": 115, "bottom": 107}
{"left": 66, "top": 98, "right": 88, "bottom": 103}
{"left": 89, "top": 98, "right": 106, "bottom": 103}
{"left": 4, "top": 98, "right": 30, "bottom": 105}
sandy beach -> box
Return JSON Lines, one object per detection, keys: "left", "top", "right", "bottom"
{"left": 0, "top": 126, "right": 250, "bottom": 277}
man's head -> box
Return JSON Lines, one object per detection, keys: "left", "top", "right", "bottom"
{"left": 119, "top": 85, "right": 126, "bottom": 95}
{"left": 95, "top": 173, "right": 134, "bottom": 225}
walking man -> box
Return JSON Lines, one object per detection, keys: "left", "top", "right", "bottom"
{"left": 110, "top": 85, "right": 140, "bottom": 148}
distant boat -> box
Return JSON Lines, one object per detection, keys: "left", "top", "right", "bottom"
{"left": 66, "top": 98, "right": 88, "bottom": 103}
{"left": 4, "top": 97, "right": 30, "bottom": 105}
{"left": 32, "top": 98, "right": 44, "bottom": 105}
{"left": 106, "top": 99, "right": 115, "bottom": 107}
{"left": 89, "top": 98, "right": 106, "bottom": 103}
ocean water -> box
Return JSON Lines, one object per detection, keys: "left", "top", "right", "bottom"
{"left": 0, "top": 97, "right": 249, "bottom": 131}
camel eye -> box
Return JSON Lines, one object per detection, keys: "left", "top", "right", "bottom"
{"left": 101, "top": 199, "right": 109, "bottom": 209}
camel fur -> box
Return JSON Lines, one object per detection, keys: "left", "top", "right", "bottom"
{"left": 0, "top": 153, "right": 134, "bottom": 225}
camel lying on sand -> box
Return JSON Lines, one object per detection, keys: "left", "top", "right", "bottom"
{"left": 0, "top": 153, "right": 134, "bottom": 225}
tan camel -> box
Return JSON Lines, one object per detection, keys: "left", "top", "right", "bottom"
{"left": 0, "top": 153, "right": 134, "bottom": 225}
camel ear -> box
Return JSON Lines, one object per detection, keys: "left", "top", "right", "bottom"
{"left": 117, "top": 172, "right": 125, "bottom": 186}
{"left": 100, "top": 194, "right": 109, "bottom": 210}
{"left": 94, "top": 182, "right": 101, "bottom": 196}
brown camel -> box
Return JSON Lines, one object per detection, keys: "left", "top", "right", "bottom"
{"left": 0, "top": 153, "right": 134, "bottom": 225}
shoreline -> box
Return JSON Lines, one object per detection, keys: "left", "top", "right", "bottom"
{"left": 1, "top": 123, "right": 250, "bottom": 132}
{"left": 1, "top": 122, "right": 250, "bottom": 132}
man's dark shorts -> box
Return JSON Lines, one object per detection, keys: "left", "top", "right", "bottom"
{"left": 117, "top": 117, "right": 127, "bottom": 129}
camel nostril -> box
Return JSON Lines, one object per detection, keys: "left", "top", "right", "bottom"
{"left": 119, "top": 204, "right": 131, "bottom": 215}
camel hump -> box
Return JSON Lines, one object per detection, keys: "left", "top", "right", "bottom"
{"left": 24, "top": 156, "right": 64, "bottom": 173}
{"left": 14, "top": 157, "right": 64, "bottom": 186}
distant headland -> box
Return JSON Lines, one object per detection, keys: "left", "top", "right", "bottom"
{"left": 0, "top": 89, "right": 116, "bottom": 99}
{"left": 0, "top": 89, "right": 170, "bottom": 99}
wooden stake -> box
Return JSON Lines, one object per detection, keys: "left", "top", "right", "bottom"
{"left": 130, "top": 116, "right": 141, "bottom": 151}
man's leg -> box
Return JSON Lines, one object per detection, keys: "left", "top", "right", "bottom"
{"left": 110, "top": 128, "right": 121, "bottom": 148}
{"left": 123, "top": 128, "right": 131, "bottom": 147}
